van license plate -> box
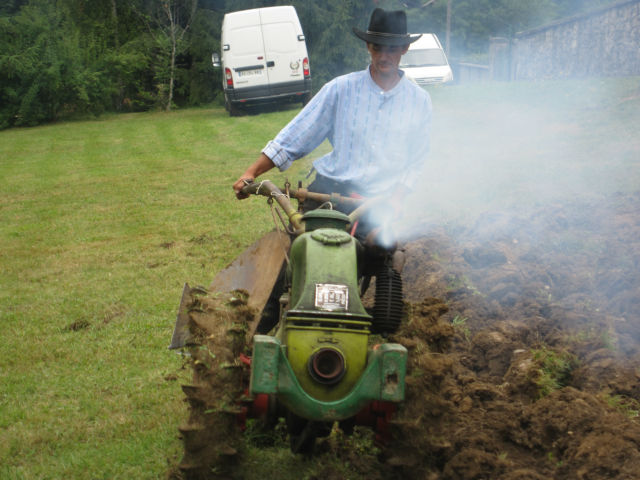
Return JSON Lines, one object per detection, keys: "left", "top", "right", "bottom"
{"left": 238, "top": 69, "right": 262, "bottom": 77}
{"left": 315, "top": 284, "right": 348, "bottom": 312}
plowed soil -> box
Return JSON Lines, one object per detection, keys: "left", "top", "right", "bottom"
{"left": 387, "top": 191, "right": 640, "bottom": 479}
{"left": 174, "top": 191, "right": 640, "bottom": 480}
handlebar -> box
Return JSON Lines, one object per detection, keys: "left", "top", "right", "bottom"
{"left": 240, "top": 180, "right": 384, "bottom": 238}
{"left": 241, "top": 180, "right": 304, "bottom": 232}
{"left": 241, "top": 180, "right": 366, "bottom": 206}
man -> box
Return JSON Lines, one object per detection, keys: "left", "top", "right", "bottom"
{"left": 233, "top": 8, "right": 432, "bottom": 334}
{"left": 233, "top": 8, "right": 432, "bottom": 215}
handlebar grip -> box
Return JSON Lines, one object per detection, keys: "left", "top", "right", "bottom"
{"left": 240, "top": 179, "right": 257, "bottom": 196}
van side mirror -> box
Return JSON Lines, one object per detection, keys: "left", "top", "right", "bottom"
{"left": 211, "top": 52, "right": 221, "bottom": 68}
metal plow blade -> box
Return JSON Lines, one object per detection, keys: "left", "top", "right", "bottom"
{"left": 169, "top": 282, "right": 196, "bottom": 350}
{"left": 169, "top": 230, "right": 290, "bottom": 350}
{"left": 209, "top": 230, "right": 290, "bottom": 312}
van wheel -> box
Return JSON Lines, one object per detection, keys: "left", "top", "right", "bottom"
{"left": 225, "top": 97, "right": 243, "bottom": 117}
{"left": 301, "top": 92, "right": 311, "bottom": 107}
{"left": 228, "top": 101, "right": 243, "bottom": 117}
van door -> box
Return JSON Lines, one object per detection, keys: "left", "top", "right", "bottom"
{"left": 225, "top": 14, "right": 269, "bottom": 91}
{"left": 259, "top": 8, "right": 305, "bottom": 91}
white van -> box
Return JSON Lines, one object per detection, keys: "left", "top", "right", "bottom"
{"left": 400, "top": 33, "right": 453, "bottom": 86}
{"left": 216, "top": 6, "right": 311, "bottom": 116}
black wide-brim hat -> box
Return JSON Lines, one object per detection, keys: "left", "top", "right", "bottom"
{"left": 353, "top": 8, "right": 422, "bottom": 46}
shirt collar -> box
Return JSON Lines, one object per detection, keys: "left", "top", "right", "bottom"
{"left": 366, "top": 66, "right": 407, "bottom": 98}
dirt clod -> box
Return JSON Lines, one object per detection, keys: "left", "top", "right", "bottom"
{"left": 384, "top": 193, "right": 640, "bottom": 479}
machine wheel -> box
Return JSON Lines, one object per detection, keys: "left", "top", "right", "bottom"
{"left": 287, "top": 412, "right": 332, "bottom": 455}
{"left": 176, "top": 289, "right": 253, "bottom": 479}
{"left": 289, "top": 421, "right": 317, "bottom": 454}
{"left": 287, "top": 412, "right": 315, "bottom": 454}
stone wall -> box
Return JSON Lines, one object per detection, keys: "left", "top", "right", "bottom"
{"left": 511, "top": 0, "right": 640, "bottom": 80}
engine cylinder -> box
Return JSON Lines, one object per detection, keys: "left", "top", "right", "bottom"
{"left": 372, "top": 267, "right": 404, "bottom": 335}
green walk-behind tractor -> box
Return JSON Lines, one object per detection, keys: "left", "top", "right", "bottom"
{"left": 170, "top": 180, "right": 407, "bottom": 475}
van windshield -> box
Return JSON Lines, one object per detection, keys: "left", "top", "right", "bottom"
{"left": 400, "top": 49, "right": 448, "bottom": 68}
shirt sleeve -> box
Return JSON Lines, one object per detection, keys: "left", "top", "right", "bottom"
{"left": 262, "top": 80, "right": 337, "bottom": 171}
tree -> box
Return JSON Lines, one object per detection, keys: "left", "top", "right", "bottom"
{"left": 57, "top": 0, "right": 152, "bottom": 110}
{"left": 0, "top": 0, "right": 28, "bottom": 15}
{"left": 182, "top": 7, "right": 223, "bottom": 105}
{"left": 293, "top": 0, "right": 376, "bottom": 89}
{"left": 144, "top": 0, "right": 198, "bottom": 111}
{"left": 0, "top": 0, "right": 623, "bottom": 129}
{"left": 0, "top": 2, "right": 110, "bottom": 127}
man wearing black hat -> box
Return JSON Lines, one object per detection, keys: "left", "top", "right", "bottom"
{"left": 233, "top": 8, "right": 432, "bottom": 210}
{"left": 232, "top": 8, "right": 432, "bottom": 334}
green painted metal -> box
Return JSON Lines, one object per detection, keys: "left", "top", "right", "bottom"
{"left": 282, "top": 227, "right": 374, "bottom": 399}
{"left": 249, "top": 210, "right": 408, "bottom": 422}
{"left": 287, "top": 228, "right": 367, "bottom": 316}
{"left": 302, "top": 209, "right": 351, "bottom": 232}
{"left": 250, "top": 335, "right": 408, "bottom": 421}
{"left": 283, "top": 319, "right": 370, "bottom": 401}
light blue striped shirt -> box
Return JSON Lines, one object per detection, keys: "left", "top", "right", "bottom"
{"left": 263, "top": 66, "right": 432, "bottom": 195}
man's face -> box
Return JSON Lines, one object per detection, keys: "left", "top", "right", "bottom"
{"left": 367, "top": 43, "right": 410, "bottom": 76}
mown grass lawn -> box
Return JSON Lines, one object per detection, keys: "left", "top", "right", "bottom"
{"left": 0, "top": 105, "right": 312, "bottom": 479}
{"left": 0, "top": 78, "right": 638, "bottom": 479}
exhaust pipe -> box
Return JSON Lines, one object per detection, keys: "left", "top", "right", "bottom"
{"left": 308, "top": 348, "right": 346, "bottom": 385}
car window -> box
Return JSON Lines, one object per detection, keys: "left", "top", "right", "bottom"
{"left": 400, "top": 49, "right": 448, "bottom": 67}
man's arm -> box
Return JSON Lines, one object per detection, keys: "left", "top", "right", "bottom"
{"left": 232, "top": 153, "right": 276, "bottom": 199}
{"left": 231, "top": 78, "right": 337, "bottom": 200}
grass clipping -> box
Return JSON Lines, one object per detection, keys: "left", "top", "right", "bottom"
{"left": 174, "top": 288, "right": 254, "bottom": 480}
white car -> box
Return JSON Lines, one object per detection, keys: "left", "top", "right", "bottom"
{"left": 400, "top": 33, "right": 453, "bottom": 86}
